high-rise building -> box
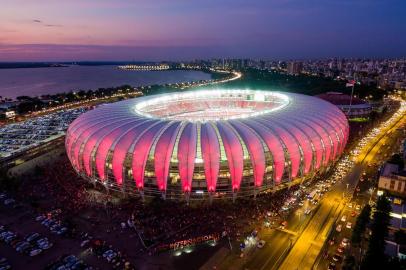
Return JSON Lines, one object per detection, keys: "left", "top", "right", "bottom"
{"left": 287, "top": 62, "right": 303, "bottom": 75}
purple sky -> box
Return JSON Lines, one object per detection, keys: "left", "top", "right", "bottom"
{"left": 1, "top": 0, "right": 405, "bottom": 61}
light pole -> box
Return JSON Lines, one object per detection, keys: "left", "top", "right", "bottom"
{"left": 348, "top": 80, "right": 356, "bottom": 115}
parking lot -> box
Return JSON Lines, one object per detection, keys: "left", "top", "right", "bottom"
{"left": 0, "top": 108, "right": 86, "bottom": 158}
{"left": 0, "top": 192, "right": 126, "bottom": 270}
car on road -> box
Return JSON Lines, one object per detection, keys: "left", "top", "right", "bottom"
{"left": 257, "top": 240, "right": 266, "bottom": 248}
{"left": 336, "top": 225, "right": 342, "bottom": 232}
{"left": 341, "top": 238, "right": 349, "bottom": 247}
{"left": 328, "top": 262, "right": 336, "bottom": 270}
{"left": 341, "top": 215, "right": 347, "bottom": 222}
{"left": 280, "top": 221, "right": 288, "bottom": 229}
{"left": 332, "top": 254, "right": 342, "bottom": 262}
{"left": 356, "top": 204, "right": 361, "bottom": 210}
{"left": 346, "top": 222, "right": 352, "bottom": 229}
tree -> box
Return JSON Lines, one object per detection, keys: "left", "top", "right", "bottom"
{"left": 343, "top": 255, "right": 356, "bottom": 270}
{"left": 388, "top": 154, "right": 404, "bottom": 170}
{"left": 395, "top": 230, "right": 406, "bottom": 246}
{"left": 361, "top": 195, "right": 391, "bottom": 269}
{"left": 0, "top": 169, "right": 20, "bottom": 192}
{"left": 351, "top": 204, "right": 371, "bottom": 245}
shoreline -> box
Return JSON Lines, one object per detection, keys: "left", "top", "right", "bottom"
{"left": 0, "top": 68, "right": 218, "bottom": 101}
{"left": 0, "top": 68, "right": 240, "bottom": 123}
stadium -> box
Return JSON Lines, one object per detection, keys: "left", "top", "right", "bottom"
{"left": 317, "top": 92, "right": 372, "bottom": 119}
{"left": 65, "top": 90, "right": 349, "bottom": 200}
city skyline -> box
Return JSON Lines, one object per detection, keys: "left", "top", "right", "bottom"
{"left": 1, "top": 0, "right": 406, "bottom": 61}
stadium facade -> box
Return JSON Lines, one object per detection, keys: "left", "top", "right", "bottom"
{"left": 66, "top": 90, "right": 349, "bottom": 200}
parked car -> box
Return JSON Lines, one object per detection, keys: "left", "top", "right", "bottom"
{"left": 26, "top": 233, "right": 40, "bottom": 243}
{"left": 63, "top": 255, "right": 79, "bottom": 268}
{"left": 80, "top": 240, "right": 90, "bottom": 248}
{"left": 336, "top": 225, "right": 342, "bottom": 232}
{"left": 3, "top": 199, "right": 15, "bottom": 206}
{"left": 29, "top": 248, "right": 42, "bottom": 256}
{"left": 0, "top": 257, "right": 11, "bottom": 270}
{"left": 16, "top": 241, "right": 30, "bottom": 253}
{"left": 106, "top": 252, "right": 117, "bottom": 262}
{"left": 4, "top": 233, "right": 16, "bottom": 244}
{"left": 56, "top": 227, "right": 68, "bottom": 235}
{"left": 103, "top": 250, "right": 114, "bottom": 258}
{"left": 39, "top": 241, "right": 53, "bottom": 250}
{"left": 36, "top": 215, "right": 46, "bottom": 222}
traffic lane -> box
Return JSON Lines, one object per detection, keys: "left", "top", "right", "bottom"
{"left": 279, "top": 198, "right": 340, "bottom": 270}
{"left": 243, "top": 204, "right": 312, "bottom": 270}
{"left": 293, "top": 198, "right": 344, "bottom": 270}
{"left": 325, "top": 207, "right": 358, "bottom": 268}
{"left": 279, "top": 162, "right": 362, "bottom": 270}
{"left": 242, "top": 231, "right": 291, "bottom": 270}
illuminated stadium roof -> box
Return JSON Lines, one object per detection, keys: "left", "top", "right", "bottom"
{"left": 66, "top": 89, "right": 349, "bottom": 200}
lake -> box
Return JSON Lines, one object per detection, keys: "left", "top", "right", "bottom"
{"left": 0, "top": 65, "right": 212, "bottom": 99}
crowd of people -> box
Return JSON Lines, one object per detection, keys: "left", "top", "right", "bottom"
{"left": 18, "top": 156, "right": 90, "bottom": 213}
{"left": 16, "top": 154, "right": 301, "bottom": 256}
{"left": 124, "top": 185, "right": 299, "bottom": 250}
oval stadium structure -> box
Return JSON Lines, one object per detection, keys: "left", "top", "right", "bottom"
{"left": 65, "top": 90, "right": 349, "bottom": 200}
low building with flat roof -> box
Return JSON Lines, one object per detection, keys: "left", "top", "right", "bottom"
{"left": 317, "top": 92, "right": 372, "bottom": 119}
{"left": 378, "top": 163, "right": 406, "bottom": 198}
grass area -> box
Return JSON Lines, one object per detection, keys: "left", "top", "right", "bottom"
{"left": 349, "top": 118, "right": 370, "bottom": 122}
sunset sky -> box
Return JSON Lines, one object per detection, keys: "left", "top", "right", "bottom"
{"left": 1, "top": 0, "right": 405, "bottom": 61}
